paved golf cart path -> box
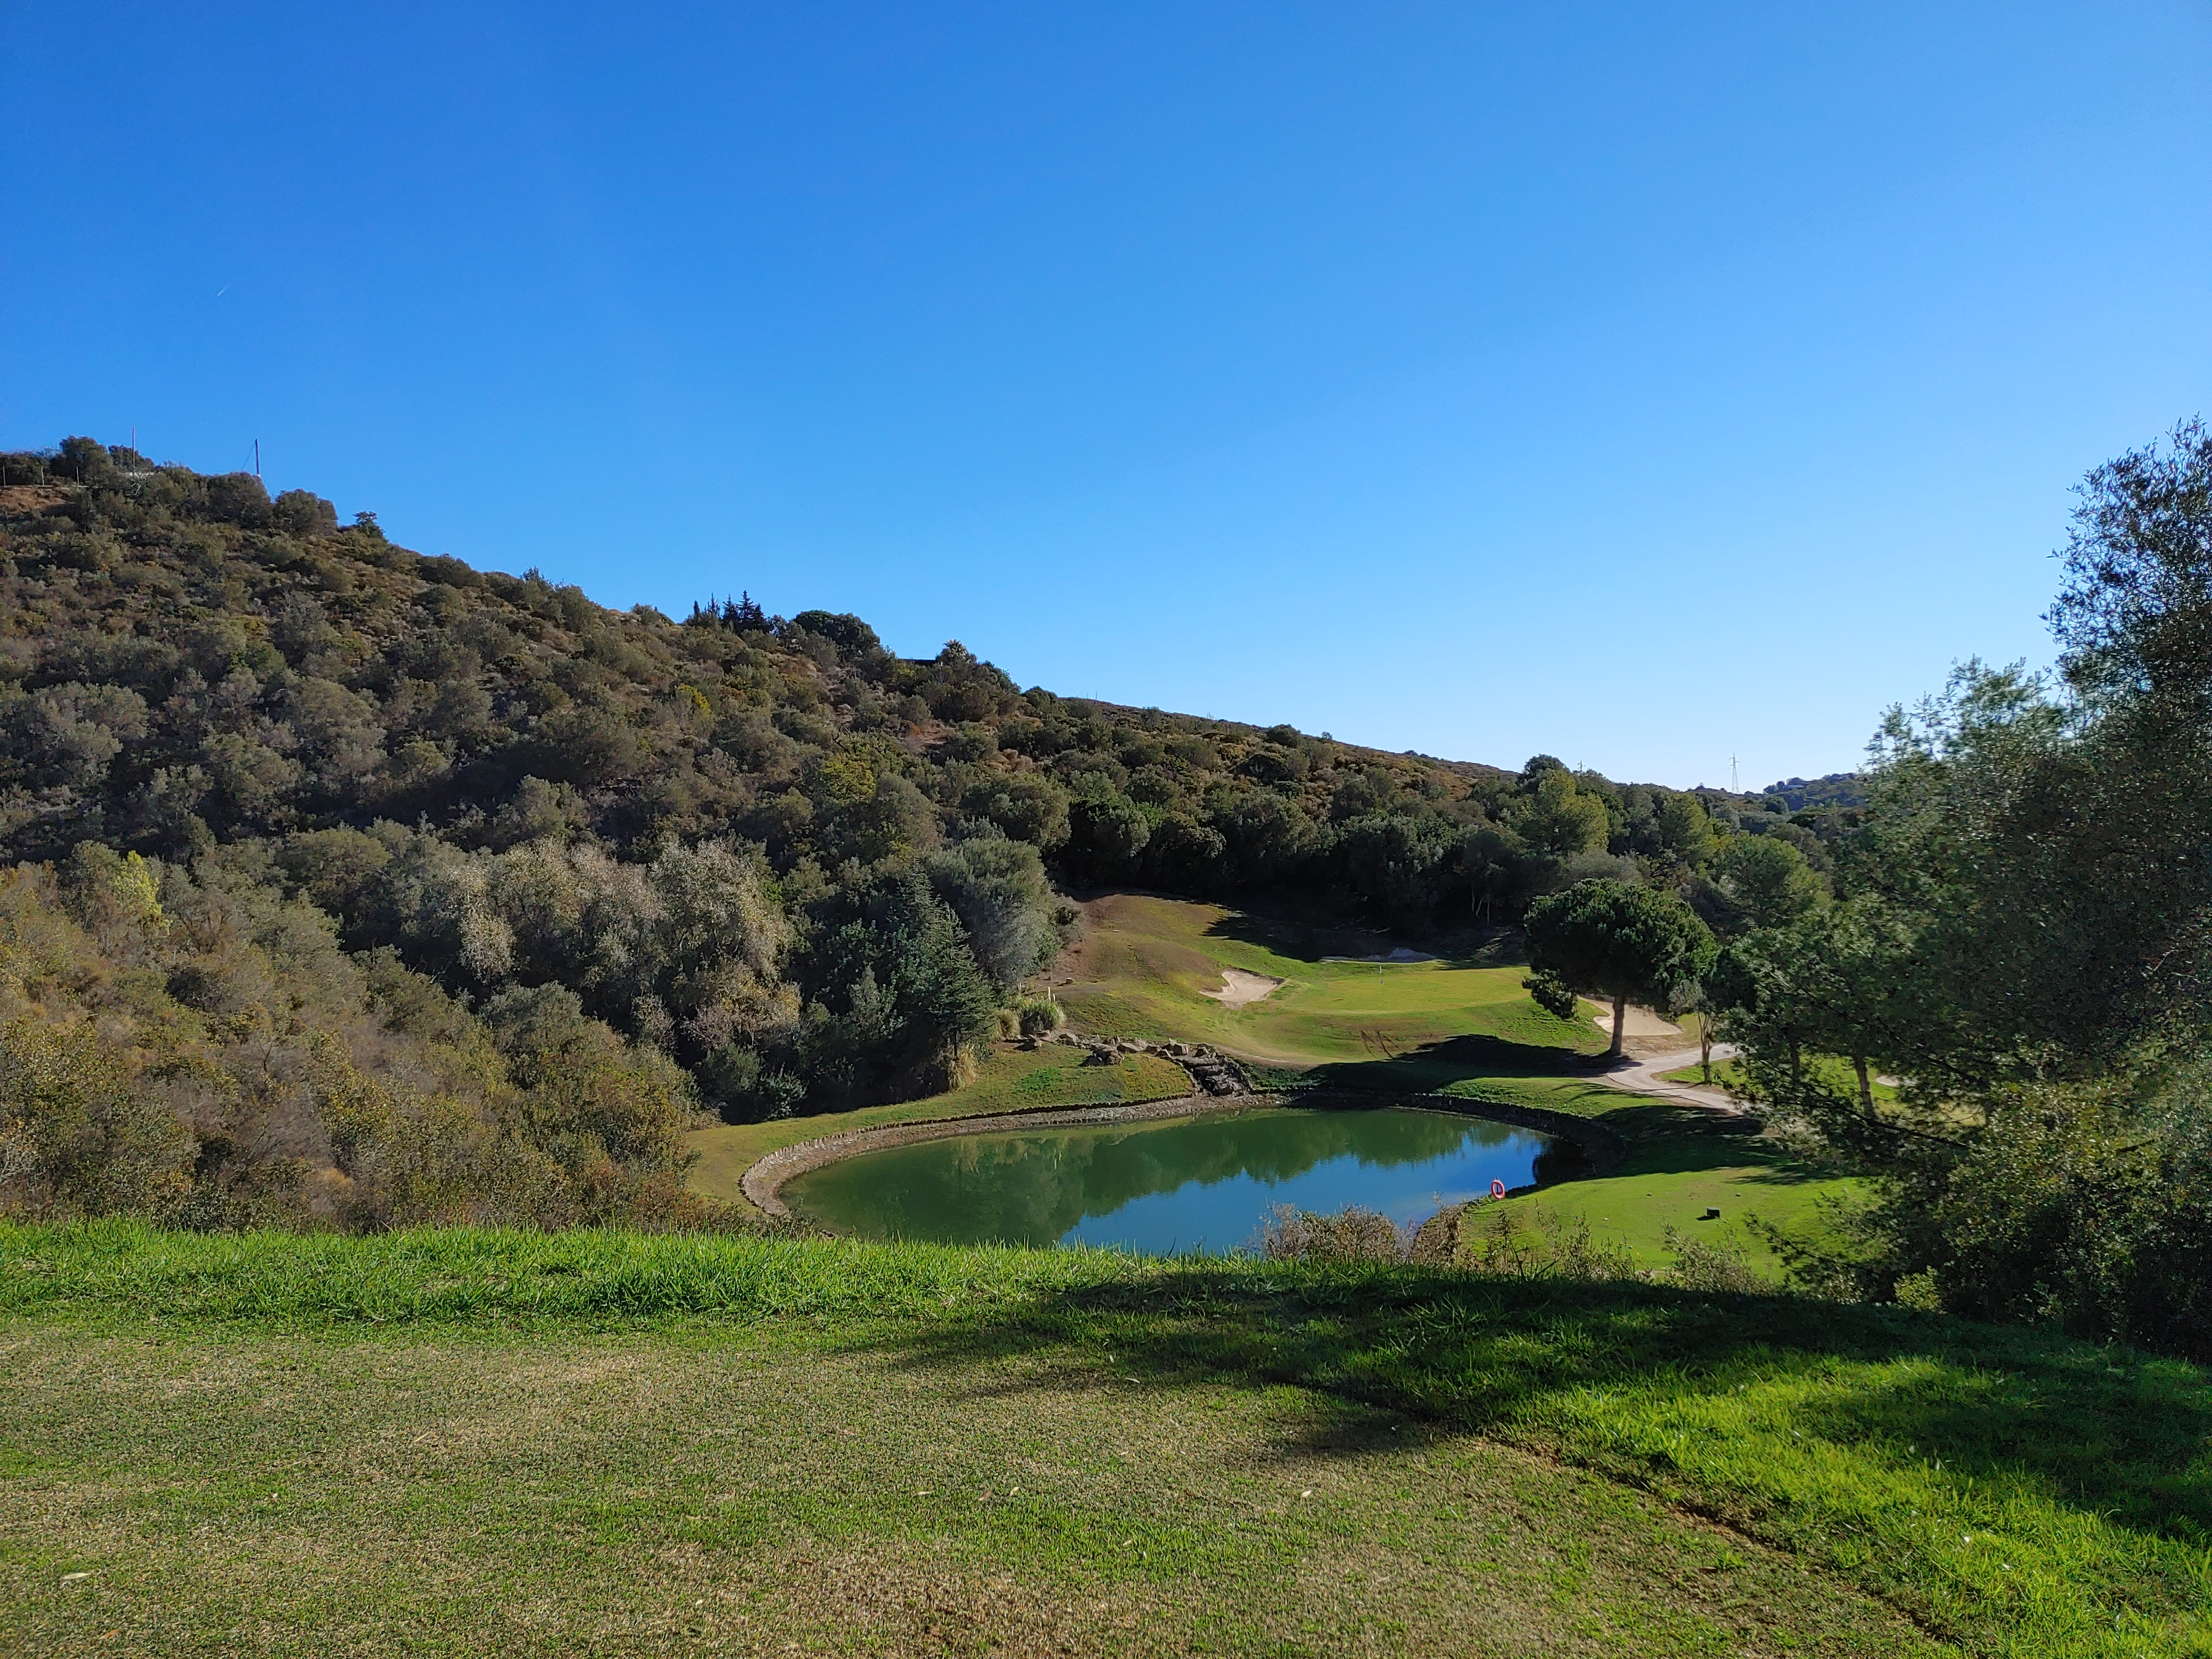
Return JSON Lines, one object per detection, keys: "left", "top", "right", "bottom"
{"left": 1597, "top": 1045, "right": 1745, "bottom": 1114}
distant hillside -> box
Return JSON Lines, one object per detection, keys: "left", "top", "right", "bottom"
{"left": 0, "top": 446, "right": 1525, "bottom": 884}
{"left": 1759, "top": 773, "right": 1868, "bottom": 813}
{"left": 0, "top": 439, "right": 1821, "bottom": 923}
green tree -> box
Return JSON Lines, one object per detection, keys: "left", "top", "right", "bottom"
{"left": 1066, "top": 793, "right": 1151, "bottom": 876}
{"left": 1524, "top": 879, "right": 1716, "bottom": 1059}
{"left": 921, "top": 829, "right": 1062, "bottom": 991}
{"left": 1709, "top": 833, "right": 1825, "bottom": 933}
{"left": 1508, "top": 766, "right": 1610, "bottom": 861}
{"left": 960, "top": 770, "right": 1070, "bottom": 850}
{"left": 1340, "top": 812, "right": 1457, "bottom": 913}
{"left": 1713, "top": 899, "right": 1922, "bottom": 1121}
{"left": 1650, "top": 791, "right": 1718, "bottom": 868}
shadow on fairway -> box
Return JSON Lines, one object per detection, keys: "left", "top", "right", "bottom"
{"left": 865, "top": 1260, "right": 2212, "bottom": 1551}
{"left": 1202, "top": 909, "right": 1516, "bottom": 969}
{"left": 1289, "top": 1031, "right": 1601, "bottom": 1091}
{"left": 1566, "top": 1103, "right": 1841, "bottom": 1184}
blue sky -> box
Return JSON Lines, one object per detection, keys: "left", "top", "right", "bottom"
{"left": 4, "top": 3, "right": 2208, "bottom": 788}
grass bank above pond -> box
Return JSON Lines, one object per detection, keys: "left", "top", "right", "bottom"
{"left": 3, "top": 1222, "right": 2208, "bottom": 1657}
{"left": 684, "top": 1042, "right": 1192, "bottom": 1204}
{"left": 1408, "top": 1074, "right": 1863, "bottom": 1275}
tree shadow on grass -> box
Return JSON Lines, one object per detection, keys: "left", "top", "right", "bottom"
{"left": 1202, "top": 909, "right": 1516, "bottom": 969}
{"left": 1291, "top": 1032, "right": 1603, "bottom": 1092}
{"left": 1567, "top": 1107, "right": 1837, "bottom": 1186}
{"left": 859, "top": 1261, "right": 2212, "bottom": 1563}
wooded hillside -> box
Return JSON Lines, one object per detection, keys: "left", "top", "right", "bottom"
{"left": 0, "top": 437, "right": 1833, "bottom": 1229}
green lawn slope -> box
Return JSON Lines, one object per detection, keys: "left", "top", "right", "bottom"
{"left": 1411, "top": 1075, "right": 1860, "bottom": 1274}
{"left": 3, "top": 1222, "right": 2207, "bottom": 1657}
{"left": 1057, "top": 892, "right": 1610, "bottom": 1067}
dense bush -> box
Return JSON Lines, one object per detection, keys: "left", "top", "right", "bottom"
{"left": 1714, "top": 422, "right": 2212, "bottom": 1360}
{"left": 0, "top": 854, "right": 703, "bottom": 1230}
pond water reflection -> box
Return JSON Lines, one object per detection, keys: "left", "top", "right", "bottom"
{"left": 783, "top": 1105, "right": 1564, "bottom": 1254}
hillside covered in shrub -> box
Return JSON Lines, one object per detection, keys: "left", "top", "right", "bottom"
{"left": 0, "top": 438, "right": 1832, "bottom": 1227}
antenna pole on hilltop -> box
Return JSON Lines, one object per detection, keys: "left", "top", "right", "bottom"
{"left": 253, "top": 440, "right": 261, "bottom": 480}
{"left": 1730, "top": 755, "right": 1739, "bottom": 792}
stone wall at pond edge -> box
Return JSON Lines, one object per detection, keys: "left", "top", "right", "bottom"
{"left": 1030, "top": 1029, "right": 1253, "bottom": 1096}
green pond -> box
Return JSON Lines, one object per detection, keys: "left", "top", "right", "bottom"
{"left": 782, "top": 1105, "right": 1571, "bottom": 1253}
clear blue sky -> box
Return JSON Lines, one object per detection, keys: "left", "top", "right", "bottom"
{"left": 5, "top": 4, "right": 2208, "bottom": 788}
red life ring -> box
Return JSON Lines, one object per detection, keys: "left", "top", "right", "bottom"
{"left": 1489, "top": 1178, "right": 1507, "bottom": 1199}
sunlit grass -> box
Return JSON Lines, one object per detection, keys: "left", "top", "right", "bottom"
{"left": 4, "top": 1220, "right": 2208, "bottom": 1656}
{"left": 1660, "top": 1056, "right": 1901, "bottom": 1104}
{"left": 1057, "top": 892, "right": 1609, "bottom": 1065}
{"left": 1414, "top": 1074, "right": 1862, "bottom": 1271}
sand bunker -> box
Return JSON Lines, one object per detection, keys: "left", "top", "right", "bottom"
{"left": 1204, "top": 968, "right": 1285, "bottom": 1007}
{"left": 1589, "top": 1004, "right": 1684, "bottom": 1039}
{"left": 1320, "top": 947, "right": 1438, "bottom": 964}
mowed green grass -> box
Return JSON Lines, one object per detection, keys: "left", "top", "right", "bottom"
{"left": 1057, "top": 893, "right": 1609, "bottom": 1066}
{"left": 685, "top": 1044, "right": 1191, "bottom": 1203}
{"left": 1662, "top": 1057, "right": 1752, "bottom": 1091}
{"left": 1425, "top": 1075, "right": 1863, "bottom": 1274}
{"left": 5, "top": 1223, "right": 2210, "bottom": 1657}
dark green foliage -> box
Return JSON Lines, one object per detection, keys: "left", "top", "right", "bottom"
{"left": 921, "top": 830, "right": 1067, "bottom": 992}
{"left": 1524, "top": 880, "right": 1717, "bottom": 1057}
{"left": 959, "top": 768, "right": 1070, "bottom": 850}
{"left": 787, "top": 609, "right": 881, "bottom": 654}
{"left": 1703, "top": 834, "right": 1826, "bottom": 936}
{"left": 1713, "top": 423, "right": 2212, "bottom": 1360}
{"left": 1523, "top": 972, "right": 1580, "bottom": 1021}
{"left": 1866, "top": 1077, "right": 2212, "bottom": 1359}
{"left": 792, "top": 875, "right": 998, "bottom": 1109}
{"left": 1339, "top": 811, "right": 1459, "bottom": 914}
{"left": 1064, "top": 792, "right": 1151, "bottom": 878}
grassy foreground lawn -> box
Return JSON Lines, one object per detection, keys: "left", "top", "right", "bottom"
{"left": 686, "top": 1045, "right": 1192, "bottom": 1204}
{"left": 4, "top": 1223, "right": 2209, "bottom": 1656}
